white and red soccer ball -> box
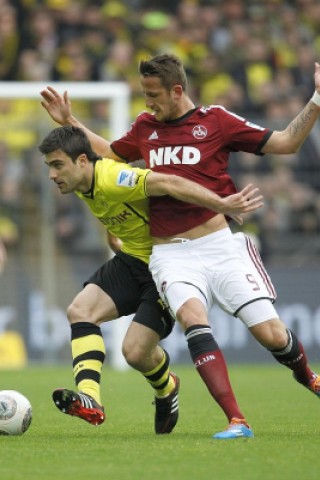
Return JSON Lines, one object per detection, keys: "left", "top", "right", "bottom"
{"left": 0, "top": 390, "right": 32, "bottom": 435}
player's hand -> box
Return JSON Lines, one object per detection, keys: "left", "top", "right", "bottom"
{"left": 40, "top": 86, "right": 72, "bottom": 125}
{"left": 220, "top": 183, "right": 263, "bottom": 220}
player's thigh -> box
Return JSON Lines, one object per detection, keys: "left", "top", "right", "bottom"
{"left": 165, "top": 283, "right": 208, "bottom": 330}
{"left": 85, "top": 254, "right": 141, "bottom": 317}
{"left": 68, "top": 283, "right": 118, "bottom": 324}
{"left": 150, "top": 245, "right": 209, "bottom": 315}
{"left": 211, "top": 233, "right": 276, "bottom": 315}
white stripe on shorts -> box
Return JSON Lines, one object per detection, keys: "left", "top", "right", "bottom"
{"left": 245, "top": 235, "right": 277, "bottom": 299}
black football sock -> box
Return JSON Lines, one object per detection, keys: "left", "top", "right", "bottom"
{"left": 270, "top": 328, "right": 314, "bottom": 386}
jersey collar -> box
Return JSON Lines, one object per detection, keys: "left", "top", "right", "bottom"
{"left": 164, "top": 107, "right": 197, "bottom": 125}
{"left": 82, "top": 161, "right": 97, "bottom": 199}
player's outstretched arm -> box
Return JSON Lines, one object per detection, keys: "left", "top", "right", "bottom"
{"left": 263, "top": 62, "right": 320, "bottom": 154}
{"left": 145, "top": 172, "right": 263, "bottom": 225}
{"left": 40, "top": 86, "right": 115, "bottom": 158}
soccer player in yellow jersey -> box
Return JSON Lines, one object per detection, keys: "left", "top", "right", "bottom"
{"left": 38, "top": 125, "right": 263, "bottom": 433}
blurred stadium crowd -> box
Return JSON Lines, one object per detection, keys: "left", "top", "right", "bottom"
{"left": 1, "top": 0, "right": 320, "bottom": 265}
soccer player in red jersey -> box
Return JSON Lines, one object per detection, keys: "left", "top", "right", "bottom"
{"left": 40, "top": 54, "right": 320, "bottom": 439}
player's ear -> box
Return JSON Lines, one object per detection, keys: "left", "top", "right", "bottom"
{"left": 172, "top": 84, "right": 183, "bottom": 99}
{"left": 77, "top": 153, "right": 87, "bottom": 166}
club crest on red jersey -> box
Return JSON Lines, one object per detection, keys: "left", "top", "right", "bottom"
{"left": 192, "top": 125, "right": 207, "bottom": 139}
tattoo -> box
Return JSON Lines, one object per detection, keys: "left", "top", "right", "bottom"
{"left": 288, "top": 102, "right": 317, "bottom": 137}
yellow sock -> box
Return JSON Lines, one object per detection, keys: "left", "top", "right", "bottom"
{"left": 143, "top": 349, "right": 175, "bottom": 397}
{"left": 71, "top": 323, "right": 106, "bottom": 405}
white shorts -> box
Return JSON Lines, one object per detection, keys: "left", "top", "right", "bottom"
{"left": 149, "top": 228, "right": 278, "bottom": 328}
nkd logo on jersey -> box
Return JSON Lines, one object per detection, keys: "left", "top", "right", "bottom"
{"left": 149, "top": 146, "right": 201, "bottom": 167}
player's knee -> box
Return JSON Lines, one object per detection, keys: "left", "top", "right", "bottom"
{"left": 250, "top": 318, "right": 288, "bottom": 349}
{"left": 66, "top": 303, "right": 75, "bottom": 324}
{"left": 266, "top": 331, "right": 288, "bottom": 350}
{"left": 66, "top": 301, "right": 86, "bottom": 324}
{"left": 176, "top": 303, "right": 208, "bottom": 332}
{"left": 122, "top": 340, "right": 143, "bottom": 368}
{"left": 122, "top": 336, "right": 136, "bottom": 364}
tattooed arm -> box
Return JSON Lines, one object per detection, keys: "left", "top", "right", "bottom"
{"left": 262, "top": 62, "right": 320, "bottom": 155}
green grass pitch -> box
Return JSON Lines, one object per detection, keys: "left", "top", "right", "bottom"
{"left": 0, "top": 363, "right": 319, "bottom": 480}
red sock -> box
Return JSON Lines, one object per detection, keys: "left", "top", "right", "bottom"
{"left": 186, "top": 325, "right": 246, "bottom": 422}
{"left": 194, "top": 349, "right": 245, "bottom": 421}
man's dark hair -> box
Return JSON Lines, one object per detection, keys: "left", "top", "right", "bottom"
{"left": 139, "top": 54, "right": 188, "bottom": 92}
{"left": 38, "top": 126, "right": 100, "bottom": 163}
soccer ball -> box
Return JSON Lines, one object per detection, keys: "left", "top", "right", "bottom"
{"left": 0, "top": 390, "right": 32, "bottom": 435}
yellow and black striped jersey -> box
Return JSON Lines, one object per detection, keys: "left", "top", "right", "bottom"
{"left": 75, "top": 158, "right": 152, "bottom": 263}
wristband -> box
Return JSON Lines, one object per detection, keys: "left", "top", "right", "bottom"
{"left": 311, "top": 91, "right": 320, "bottom": 107}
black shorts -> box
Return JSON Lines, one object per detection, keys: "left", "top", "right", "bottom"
{"left": 84, "top": 251, "right": 174, "bottom": 340}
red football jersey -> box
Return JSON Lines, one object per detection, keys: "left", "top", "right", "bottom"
{"left": 111, "top": 106, "right": 272, "bottom": 236}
